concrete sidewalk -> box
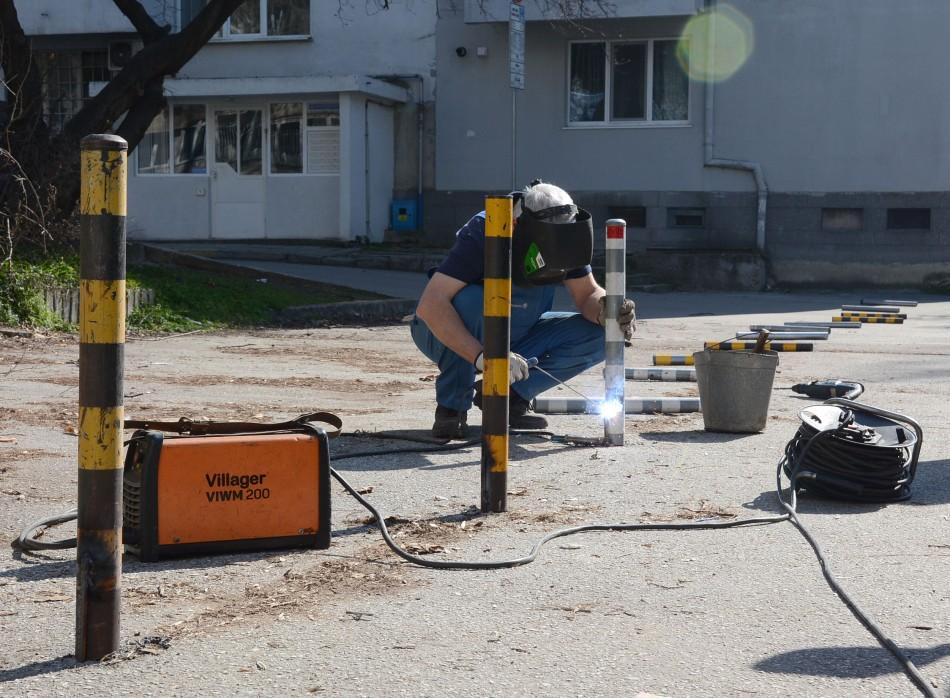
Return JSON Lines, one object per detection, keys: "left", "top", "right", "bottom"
{"left": 231, "top": 260, "right": 429, "bottom": 300}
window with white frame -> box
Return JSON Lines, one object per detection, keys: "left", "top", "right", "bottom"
{"left": 137, "top": 105, "right": 208, "bottom": 175}
{"left": 138, "top": 102, "right": 338, "bottom": 176}
{"left": 305, "top": 102, "right": 340, "bottom": 175}
{"left": 268, "top": 101, "right": 340, "bottom": 174}
{"left": 181, "top": 0, "right": 310, "bottom": 38}
{"left": 36, "top": 50, "right": 112, "bottom": 134}
{"left": 568, "top": 39, "right": 689, "bottom": 125}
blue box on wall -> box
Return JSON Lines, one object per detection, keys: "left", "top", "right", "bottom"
{"left": 390, "top": 199, "right": 418, "bottom": 232}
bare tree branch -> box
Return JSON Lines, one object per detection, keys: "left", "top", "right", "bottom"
{"left": 112, "top": 0, "right": 170, "bottom": 43}
{"left": 114, "top": 77, "right": 165, "bottom": 150}
{"left": 0, "top": 0, "right": 45, "bottom": 136}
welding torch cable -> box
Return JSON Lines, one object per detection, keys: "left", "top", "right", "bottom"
{"left": 8, "top": 425, "right": 936, "bottom": 694}
{"left": 333, "top": 426, "right": 937, "bottom": 698}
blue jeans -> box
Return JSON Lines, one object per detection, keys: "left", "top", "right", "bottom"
{"left": 410, "top": 284, "right": 605, "bottom": 412}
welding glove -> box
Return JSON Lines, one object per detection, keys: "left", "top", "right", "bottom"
{"left": 474, "top": 351, "right": 531, "bottom": 384}
{"left": 597, "top": 296, "right": 637, "bottom": 341}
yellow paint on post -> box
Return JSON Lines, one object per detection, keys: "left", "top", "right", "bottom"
{"left": 485, "top": 197, "right": 512, "bottom": 238}
{"left": 483, "top": 278, "right": 510, "bottom": 317}
{"left": 654, "top": 355, "right": 695, "bottom": 366}
{"left": 80, "top": 149, "right": 127, "bottom": 217}
{"left": 483, "top": 359, "right": 510, "bottom": 397}
{"left": 486, "top": 434, "right": 509, "bottom": 473}
{"left": 80, "top": 280, "right": 126, "bottom": 344}
{"left": 78, "top": 406, "right": 124, "bottom": 471}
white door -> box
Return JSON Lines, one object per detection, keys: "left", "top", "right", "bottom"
{"left": 211, "top": 107, "right": 265, "bottom": 238}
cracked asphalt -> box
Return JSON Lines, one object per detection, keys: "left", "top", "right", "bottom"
{"left": 1, "top": 289, "right": 948, "bottom": 697}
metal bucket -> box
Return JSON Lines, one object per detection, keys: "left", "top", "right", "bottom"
{"left": 693, "top": 349, "right": 779, "bottom": 433}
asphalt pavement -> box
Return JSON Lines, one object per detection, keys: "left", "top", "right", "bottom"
{"left": 1, "top": 285, "right": 949, "bottom": 697}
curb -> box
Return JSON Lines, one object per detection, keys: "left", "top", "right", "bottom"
{"left": 278, "top": 298, "right": 417, "bottom": 326}
{"left": 145, "top": 245, "right": 445, "bottom": 274}
{"left": 134, "top": 243, "right": 419, "bottom": 326}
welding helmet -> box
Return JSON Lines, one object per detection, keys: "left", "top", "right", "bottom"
{"left": 511, "top": 180, "right": 593, "bottom": 286}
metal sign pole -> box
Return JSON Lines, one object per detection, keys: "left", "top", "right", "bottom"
{"left": 509, "top": 0, "right": 525, "bottom": 188}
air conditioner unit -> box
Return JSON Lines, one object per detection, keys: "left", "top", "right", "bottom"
{"left": 108, "top": 41, "right": 134, "bottom": 71}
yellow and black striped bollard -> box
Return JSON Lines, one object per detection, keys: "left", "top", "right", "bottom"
{"left": 653, "top": 354, "right": 694, "bottom": 366}
{"left": 841, "top": 311, "right": 907, "bottom": 320}
{"left": 833, "top": 316, "right": 904, "bottom": 324}
{"left": 76, "top": 134, "right": 127, "bottom": 661}
{"left": 704, "top": 341, "right": 814, "bottom": 352}
{"left": 481, "top": 196, "right": 513, "bottom": 513}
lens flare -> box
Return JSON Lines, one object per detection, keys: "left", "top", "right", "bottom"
{"left": 599, "top": 399, "right": 623, "bottom": 420}
{"left": 678, "top": 4, "right": 755, "bottom": 83}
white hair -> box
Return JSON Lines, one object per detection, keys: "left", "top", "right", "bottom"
{"left": 521, "top": 182, "right": 576, "bottom": 223}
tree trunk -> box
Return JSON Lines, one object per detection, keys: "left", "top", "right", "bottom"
{"left": 1, "top": 0, "right": 247, "bottom": 229}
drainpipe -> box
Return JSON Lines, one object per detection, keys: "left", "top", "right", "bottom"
{"left": 702, "top": 0, "right": 769, "bottom": 268}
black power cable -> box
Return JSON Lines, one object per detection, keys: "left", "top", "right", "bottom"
{"left": 783, "top": 407, "right": 918, "bottom": 503}
{"left": 9, "top": 414, "right": 936, "bottom": 696}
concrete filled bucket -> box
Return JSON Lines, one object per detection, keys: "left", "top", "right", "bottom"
{"left": 692, "top": 349, "right": 779, "bottom": 433}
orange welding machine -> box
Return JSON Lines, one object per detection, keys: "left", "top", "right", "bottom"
{"left": 122, "top": 413, "right": 340, "bottom": 562}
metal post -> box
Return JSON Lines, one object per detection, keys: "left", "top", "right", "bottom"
{"left": 833, "top": 316, "right": 904, "bottom": 324}
{"left": 76, "top": 134, "right": 127, "bottom": 661}
{"left": 749, "top": 325, "right": 832, "bottom": 333}
{"left": 625, "top": 367, "right": 697, "bottom": 382}
{"left": 841, "top": 304, "right": 901, "bottom": 314}
{"left": 533, "top": 396, "right": 701, "bottom": 415}
{"left": 604, "top": 219, "right": 626, "bottom": 446}
{"left": 860, "top": 298, "right": 918, "bottom": 307}
{"left": 704, "top": 341, "right": 814, "bottom": 352}
{"left": 735, "top": 331, "right": 828, "bottom": 341}
{"left": 841, "top": 311, "right": 907, "bottom": 319}
{"left": 481, "top": 196, "right": 512, "bottom": 513}
{"left": 786, "top": 320, "right": 862, "bottom": 329}
{"left": 653, "top": 354, "right": 694, "bottom": 366}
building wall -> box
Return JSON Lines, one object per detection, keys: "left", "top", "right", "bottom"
{"left": 428, "top": 0, "right": 950, "bottom": 284}
{"left": 19, "top": 0, "right": 437, "bottom": 241}
{"left": 175, "top": 1, "right": 438, "bottom": 198}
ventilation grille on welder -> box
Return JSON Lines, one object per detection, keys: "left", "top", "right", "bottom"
{"left": 123, "top": 475, "right": 141, "bottom": 544}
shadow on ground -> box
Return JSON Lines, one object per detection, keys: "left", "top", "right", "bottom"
{"left": 743, "top": 457, "right": 950, "bottom": 515}
{"left": 754, "top": 643, "right": 950, "bottom": 680}
{"left": 0, "top": 656, "right": 76, "bottom": 684}
{"left": 332, "top": 431, "right": 594, "bottom": 472}
{"left": 632, "top": 290, "right": 945, "bottom": 321}
{"left": 638, "top": 429, "right": 757, "bottom": 444}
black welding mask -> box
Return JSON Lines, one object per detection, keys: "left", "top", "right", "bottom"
{"left": 511, "top": 194, "right": 593, "bottom": 286}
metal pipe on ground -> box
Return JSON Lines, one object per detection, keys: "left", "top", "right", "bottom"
{"left": 833, "top": 316, "right": 904, "bottom": 324}
{"left": 76, "top": 134, "right": 127, "bottom": 661}
{"left": 786, "top": 320, "right": 862, "bottom": 329}
{"left": 842, "top": 311, "right": 907, "bottom": 319}
{"left": 861, "top": 298, "right": 918, "bottom": 307}
{"left": 653, "top": 354, "right": 694, "bottom": 366}
{"left": 749, "top": 325, "right": 831, "bottom": 333}
{"left": 841, "top": 304, "right": 901, "bottom": 314}
{"left": 705, "top": 341, "right": 814, "bottom": 352}
{"left": 736, "top": 331, "right": 828, "bottom": 341}
{"left": 533, "top": 397, "right": 701, "bottom": 415}
{"left": 603, "top": 219, "right": 626, "bottom": 446}
{"left": 480, "top": 195, "right": 512, "bottom": 514}
{"left": 626, "top": 367, "right": 697, "bottom": 382}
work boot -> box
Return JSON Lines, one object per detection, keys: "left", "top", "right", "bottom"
{"left": 432, "top": 405, "right": 468, "bottom": 440}
{"left": 473, "top": 381, "right": 548, "bottom": 431}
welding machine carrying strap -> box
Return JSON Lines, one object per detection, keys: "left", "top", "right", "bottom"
{"left": 124, "top": 411, "right": 342, "bottom": 438}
